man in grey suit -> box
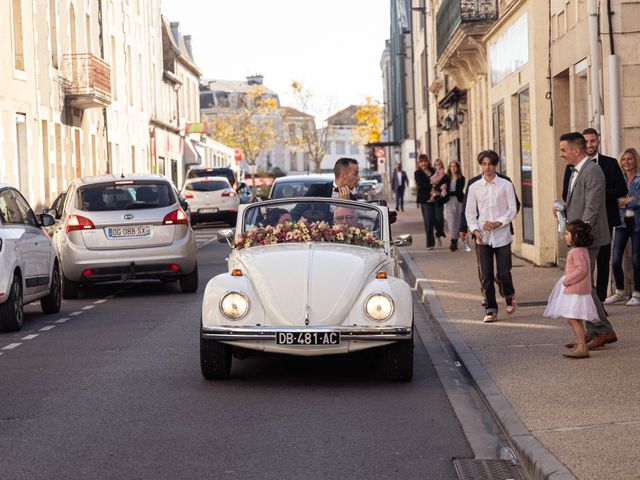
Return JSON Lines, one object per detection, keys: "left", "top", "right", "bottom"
{"left": 559, "top": 132, "right": 617, "bottom": 349}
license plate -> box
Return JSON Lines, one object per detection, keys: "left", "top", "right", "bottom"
{"left": 200, "top": 208, "right": 218, "bottom": 213}
{"left": 107, "top": 225, "right": 151, "bottom": 238}
{"left": 275, "top": 332, "right": 340, "bottom": 346}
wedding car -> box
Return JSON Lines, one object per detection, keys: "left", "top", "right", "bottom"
{"left": 200, "top": 198, "right": 414, "bottom": 381}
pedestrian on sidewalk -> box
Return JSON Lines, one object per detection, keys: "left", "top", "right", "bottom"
{"left": 604, "top": 148, "right": 640, "bottom": 306}
{"left": 415, "top": 154, "right": 437, "bottom": 249}
{"left": 561, "top": 128, "right": 627, "bottom": 301}
{"left": 544, "top": 219, "right": 600, "bottom": 358}
{"left": 465, "top": 150, "right": 518, "bottom": 323}
{"left": 430, "top": 158, "right": 448, "bottom": 247}
{"left": 391, "top": 162, "right": 409, "bottom": 212}
{"left": 443, "top": 160, "right": 465, "bottom": 251}
{"left": 557, "top": 132, "right": 617, "bottom": 350}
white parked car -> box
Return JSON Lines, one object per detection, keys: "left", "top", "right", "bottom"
{"left": 181, "top": 176, "right": 239, "bottom": 226}
{"left": 200, "top": 198, "right": 414, "bottom": 381}
{"left": 49, "top": 174, "right": 198, "bottom": 299}
{"left": 0, "top": 184, "right": 61, "bottom": 332}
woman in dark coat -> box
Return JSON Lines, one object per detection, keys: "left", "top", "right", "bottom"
{"left": 415, "top": 154, "right": 436, "bottom": 249}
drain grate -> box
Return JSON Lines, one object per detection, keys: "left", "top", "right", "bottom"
{"left": 453, "top": 459, "right": 524, "bottom": 480}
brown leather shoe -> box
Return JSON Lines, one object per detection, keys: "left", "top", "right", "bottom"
{"left": 562, "top": 343, "right": 589, "bottom": 359}
{"left": 586, "top": 331, "right": 618, "bottom": 350}
{"left": 565, "top": 335, "right": 593, "bottom": 349}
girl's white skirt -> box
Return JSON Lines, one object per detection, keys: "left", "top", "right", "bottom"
{"left": 543, "top": 277, "right": 600, "bottom": 322}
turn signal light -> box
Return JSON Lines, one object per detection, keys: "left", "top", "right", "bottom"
{"left": 221, "top": 190, "right": 236, "bottom": 197}
{"left": 231, "top": 269, "right": 243, "bottom": 277}
{"left": 183, "top": 194, "right": 194, "bottom": 199}
{"left": 375, "top": 272, "right": 387, "bottom": 279}
{"left": 82, "top": 269, "right": 98, "bottom": 277}
{"left": 66, "top": 215, "right": 95, "bottom": 233}
{"left": 162, "top": 209, "right": 189, "bottom": 225}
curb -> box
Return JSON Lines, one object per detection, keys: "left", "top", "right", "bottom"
{"left": 398, "top": 248, "right": 576, "bottom": 480}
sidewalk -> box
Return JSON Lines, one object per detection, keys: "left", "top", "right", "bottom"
{"left": 393, "top": 200, "right": 640, "bottom": 480}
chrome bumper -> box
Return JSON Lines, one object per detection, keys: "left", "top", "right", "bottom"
{"left": 201, "top": 325, "right": 412, "bottom": 342}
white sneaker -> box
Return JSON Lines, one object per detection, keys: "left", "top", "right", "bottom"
{"left": 626, "top": 296, "right": 640, "bottom": 306}
{"left": 603, "top": 294, "right": 625, "bottom": 305}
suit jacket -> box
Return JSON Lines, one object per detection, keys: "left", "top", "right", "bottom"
{"left": 391, "top": 170, "right": 409, "bottom": 191}
{"left": 562, "top": 154, "right": 627, "bottom": 228}
{"left": 290, "top": 182, "right": 356, "bottom": 221}
{"left": 565, "top": 159, "right": 610, "bottom": 247}
{"left": 305, "top": 182, "right": 357, "bottom": 200}
{"left": 563, "top": 247, "right": 592, "bottom": 295}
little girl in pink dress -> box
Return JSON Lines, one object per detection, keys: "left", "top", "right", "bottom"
{"left": 543, "top": 219, "right": 599, "bottom": 358}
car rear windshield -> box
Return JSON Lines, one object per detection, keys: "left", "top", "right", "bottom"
{"left": 187, "top": 168, "right": 235, "bottom": 185}
{"left": 78, "top": 183, "right": 174, "bottom": 211}
{"left": 185, "top": 180, "right": 230, "bottom": 192}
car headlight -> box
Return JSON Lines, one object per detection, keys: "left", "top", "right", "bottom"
{"left": 220, "top": 292, "right": 249, "bottom": 320}
{"left": 364, "top": 293, "right": 394, "bottom": 321}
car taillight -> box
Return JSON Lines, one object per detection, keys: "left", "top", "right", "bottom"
{"left": 222, "top": 189, "right": 236, "bottom": 197}
{"left": 162, "top": 209, "right": 189, "bottom": 225}
{"left": 183, "top": 194, "right": 194, "bottom": 199}
{"left": 66, "top": 215, "right": 95, "bottom": 233}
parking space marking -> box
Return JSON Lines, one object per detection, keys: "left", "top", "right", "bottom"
{"left": 69, "top": 311, "right": 83, "bottom": 316}
{"left": 21, "top": 334, "right": 39, "bottom": 340}
{"left": 81, "top": 305, "right": 95, "bottom": 310}
{"left": 2, "top": 343, "right": 21, "bottom": 350}
{"left": 54, "top": 317, "right": 70, "bottom": 324}
{"left": 94, "top": 299, "right": 107, "bottom": 304}
{"left": 39, "top": 326, "right": 56, "bottom": 332}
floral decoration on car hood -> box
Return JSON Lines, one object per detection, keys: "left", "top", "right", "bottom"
{"left": 235, "top": 219, "right": 384, "bottom": 249}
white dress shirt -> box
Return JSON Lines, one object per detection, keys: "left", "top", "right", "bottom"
{"left": 568, "top": 156, "right": 589, "bottom": 194}
{"left": 465, "top": 174, "right": 517, "bottom": 248}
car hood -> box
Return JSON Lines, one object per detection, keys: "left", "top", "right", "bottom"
{"left": 233, "top": 243, "right": 388, "bottom": 326}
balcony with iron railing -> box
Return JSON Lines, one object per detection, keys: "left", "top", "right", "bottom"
{"left": 62, "top": 53, "right": 112, "bottom": 109}
{"left": 436, "top": 0, "right": 498, "bottom": 58}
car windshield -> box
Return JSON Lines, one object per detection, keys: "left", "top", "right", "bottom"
{"left": 78, "top": 182, "right": 174, "bottom": 211}
{"left": 185, "top": 180, "right": 230, "bottom": 192}
{"left": 237, "top": 200, "right": 384, "bottom": 249}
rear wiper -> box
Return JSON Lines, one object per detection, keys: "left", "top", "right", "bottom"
{"left": 124, "top": 203, "right": 160, "bottom": 209}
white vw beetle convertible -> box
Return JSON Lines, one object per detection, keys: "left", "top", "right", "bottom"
{"left": 201, "top": 198, "right": 414, "bottom": 381}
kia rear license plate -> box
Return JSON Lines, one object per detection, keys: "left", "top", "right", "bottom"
{"left": 200, "top": 208, "right": 218, "bottom": 213}
{"left": 276, "top": 332, "right": 340, "bottom": 346}
{"left": 107, "top": 225, "right": 151, "bottom": 238}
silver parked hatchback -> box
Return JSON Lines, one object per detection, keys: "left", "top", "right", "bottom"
{"left": 50, "top": 174, "right": 198, "bottom": 298}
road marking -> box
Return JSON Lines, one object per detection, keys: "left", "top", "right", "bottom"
{"left": 69, "top": 311, "right": 83, "bottom": 316}
{"left": 94, "top": 299, "right": 107, "bottom": 304}
{"left": 39, "top": 326, "right": 56, "bottom": 332}
{"left": 54, "top": 317, "right": 70, "bottom": 324}
{"left": 21, "top": 334, "right": 39, "bottom": 340}
{"left": 2, "top": 343, "right": 21, "bottom": 350}
{"left": 81, "top": 305, "right": 95, "bottom": 310}
{"left": 105, "top": 295, "right": 116, "bottom": 299}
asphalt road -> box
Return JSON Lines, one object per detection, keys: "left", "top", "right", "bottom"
{"left": 0, "top": 225, "right": 474, "bottom": 480}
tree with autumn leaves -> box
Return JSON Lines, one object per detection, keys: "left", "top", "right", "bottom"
{"left": 351, "top": 97, "right": 383, "bottom": 146}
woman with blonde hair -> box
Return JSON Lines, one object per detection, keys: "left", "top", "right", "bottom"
{"left": 604, "top": 148, "right": 640, "bottom": 306}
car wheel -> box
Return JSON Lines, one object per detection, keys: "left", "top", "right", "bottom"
{"left": 180, "top": 265, "right": 198, "bottom": 293}
{"left": 41, "top": 264, "right": 62, "bottom": 314}
{"left": 385, "top": 334, "right": 414, "bottom": 382}
{"left": 62, "top": 272, "right": 79, "bottom": 300}
{"left": 0, "top": 274, "right": 24, "bottom": 332}
{"left": 200, "top": 337, "right": 232, "bottom": 379}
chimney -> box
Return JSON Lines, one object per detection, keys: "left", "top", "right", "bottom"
{"left": 246, "top": 74, "right": 264, "bottom": 85}
{"left": 184, "top": 35, "right": 193, "bottom": 57}
{"left": 170, "top": 21, "right": 180, "bottom": 43}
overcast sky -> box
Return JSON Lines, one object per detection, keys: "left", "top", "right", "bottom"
{"left": 160, "top": 0, "right": 390, "bottom": 122}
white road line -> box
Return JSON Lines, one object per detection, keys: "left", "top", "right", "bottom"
{"left": 39, "top": 326, "right": 56, "bottom": 332}
{"left": 105, "top": 295, "right": 116, "bottom": 299}
{"left": 81, "top": 305, "right": 95, "bottom": 310}
{"left": 54, "top": 317, "right": 70, "bottom": 323}
{"left": 94, "top": 299, "right": 107, "bottom": 304}
{"left": 21, "top": 334, "right": 39, "bottom": 340}
{"left": 2, "top": 343, "right": 21, "bottom": 350}
{"left": 69, "top": 311, "right": 83, "bottom": 316}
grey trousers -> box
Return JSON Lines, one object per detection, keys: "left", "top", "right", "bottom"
{"left": 587, "top": 246, "right": 614, "bottom": 336}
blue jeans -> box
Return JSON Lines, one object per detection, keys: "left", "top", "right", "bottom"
{"left": 420, "top": 203, "right": 436, "bottom": 248}
{"left": 611, "top": 224, "right": 640, "bottom": 292}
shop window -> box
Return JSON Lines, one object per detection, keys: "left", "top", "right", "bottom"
{"left": 518, "top": 88, "right": 534, "bottom": 244}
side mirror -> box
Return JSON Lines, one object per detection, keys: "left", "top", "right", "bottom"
{"left": 179, "top": 196, "right": 189, "bottom": 211}
{"left": 393, "top": 234, "right": 412, "bottom": 247}
{"left": 217, "top": 229, "right": 235, "bottom": 246}
{"left": 39, "top": 213, "right": 56, "bottom": 227}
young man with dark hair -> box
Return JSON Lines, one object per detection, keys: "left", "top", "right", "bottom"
{"left": 557, "top": 132, "right": 617, "bottom": 349}
{"left": 561, "top": 129, "right": 627, "bottom": 300}
{"left": 465, "top": 150, "right": 518, "bottom": 323}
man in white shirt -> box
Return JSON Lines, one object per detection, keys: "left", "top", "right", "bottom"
{"left": 465, "top": 150, "right": 518, "bottom": 322}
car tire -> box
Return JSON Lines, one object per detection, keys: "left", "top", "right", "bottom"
{"left": 62, "top": 272, "right": 79, "bottom": 300}
{"left": 385, "top": 334, "right": 414, "bottom": 382}
{"left": 0, "top": 274, "right": 24, "bottom": 333}
{"left": 200, "top": 337, "right": 232, "bottom": 379}
{"left": 180, "top": 265, "right": 198, "bottom": 293}
{"left": 40, "top": 264, "right": 62, "bottom": 314}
